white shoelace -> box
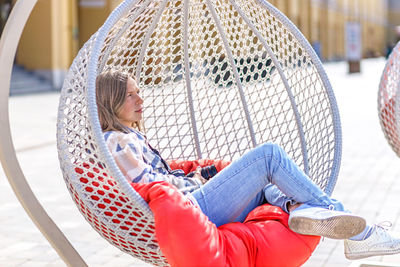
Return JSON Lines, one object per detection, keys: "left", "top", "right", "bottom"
{"left": 366, "top": 221, "right": 393, "bottom": 241}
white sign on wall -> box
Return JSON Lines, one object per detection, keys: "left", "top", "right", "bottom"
{"left": 346, "top": 22, "right": 362, "bottom": 61}
{"left": 79, "top": 0, "right": 106, "bottom": 7}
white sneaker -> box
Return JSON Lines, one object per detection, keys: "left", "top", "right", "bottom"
{"left": 288, "top": 206, "right": 366, "bottom": 239}
{"left": 344, "top": 222, "right": 400, "bottom": 260}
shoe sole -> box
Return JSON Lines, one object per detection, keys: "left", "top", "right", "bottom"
{"left": 289, "top": 214, "right": 366, "bottom": 239}
{"left": 345, "top": 248, "right": 400, "bottom": 260}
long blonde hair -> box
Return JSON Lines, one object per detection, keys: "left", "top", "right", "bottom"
{"left": 96, "top": 71, "right": 143, "bottom": 133}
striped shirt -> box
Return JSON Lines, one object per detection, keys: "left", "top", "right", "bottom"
{"left": 104, "top": 129, "right": 203, "bottom": 194}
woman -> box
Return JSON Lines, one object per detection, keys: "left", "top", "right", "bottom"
{"left": 96, "top": 71, "right": 400, "bottom": 260}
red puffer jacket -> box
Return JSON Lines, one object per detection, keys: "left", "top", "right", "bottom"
{"left": 133, "top": 159, "right": 321, "bottom": 267}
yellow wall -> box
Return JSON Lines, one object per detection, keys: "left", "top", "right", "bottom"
{"left": 298, "top": 0, "right": 312, "bottom": 41}
{"left": 78, "top": 0, "right": 122, "bottom": 47}
{"left": 16, "top": 0, "right": 79, "bottom": 88}
{"left": 51, "top": 0, "right": 76, "bottom": 69}
{"left": 16, "top": 0, "right": 120, "bottom": 70}
{"left": 16, "top": 0, "right": 120, "bottom": 87}
{"left": 16, "top": 0, "right": 52, "bottom": 70}
{"left": 78, "top": 7, "right": 110, "bottom": 47}
{"left": 17, "top": 0, "right": 77, "bottom": 70}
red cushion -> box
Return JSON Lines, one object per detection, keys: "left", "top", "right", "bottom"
{"left": 168, "top": 158, "right": 231, "bottom": 174}
{"left": 134, "top": 181, "right": 320, "bottom": 267}
{"left": 381, "top": 97, "right": 399, "bottom": 144}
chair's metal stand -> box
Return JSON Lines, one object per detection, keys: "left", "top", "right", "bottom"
{"left": 0, "top": 0, "right": 86, "bottom": 266}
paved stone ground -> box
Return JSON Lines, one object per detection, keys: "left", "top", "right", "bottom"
{"left": 1, "top": 58, "right": 400, "bottom": 266}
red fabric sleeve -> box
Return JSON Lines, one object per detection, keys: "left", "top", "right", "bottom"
{"left": 133, "top": 181, "right": 320, "bottom": 267}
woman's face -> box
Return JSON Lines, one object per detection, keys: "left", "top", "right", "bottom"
{"left": 117, "top": 77, "right": 144, "bottom": 127}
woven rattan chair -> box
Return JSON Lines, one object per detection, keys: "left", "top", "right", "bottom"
{"left": 378, "top": 41, "right": 400, "bottom": 157}
{"left": 57, "top": 0, "right": 342, "bottom": 265}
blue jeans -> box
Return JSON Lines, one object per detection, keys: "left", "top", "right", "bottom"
{"left": 190, "top": 143, "right": 344, "bottom": 227}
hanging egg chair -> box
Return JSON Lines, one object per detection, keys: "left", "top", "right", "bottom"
{"left": 378, "top": 41, "right": 400, "bottom": 157}
{"left": 57, "top": 0, "right": 342, "bottom": 265}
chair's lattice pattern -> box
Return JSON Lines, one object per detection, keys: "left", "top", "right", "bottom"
{"left": 378, "top": 41, "right": 400, "bottom": 157}
{"left": 57, "top": 0, "right": 341, "bottom": 265}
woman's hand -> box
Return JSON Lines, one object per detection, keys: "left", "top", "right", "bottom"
{"left": 192, "top": 166, "right": 208, "bottom": 185}
{"left": 288, "top": 203, "right": 302, "bottom": 213}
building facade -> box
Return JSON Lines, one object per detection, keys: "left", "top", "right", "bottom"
{"left": 2, "top": 0, "right": 392, "bottom": 88}
{"left": 388, "top": 0, "right": 400, "bottom": 46}
{"left": 269, "top": 0, "right": 388, "bottom": 60}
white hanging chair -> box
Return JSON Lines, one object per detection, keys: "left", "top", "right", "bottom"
{"left": 378, "top": 41, "right": 400, "bottom": 157}
{"left": 57, "top": 0, "right": 342, "bottom": 265}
